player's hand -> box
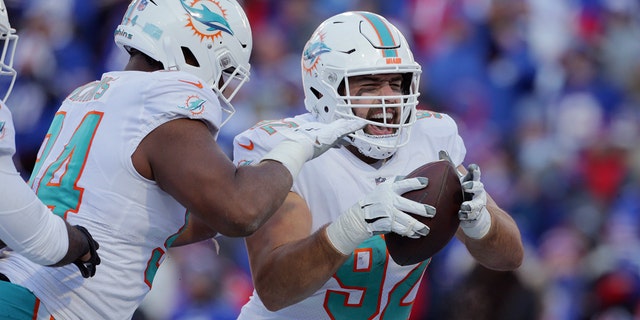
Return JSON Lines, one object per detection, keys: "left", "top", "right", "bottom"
{"left": 357, "top": 177, "right": 435, "bottom": 237}
{"left": 261, "top": 118, "right": 366, "bottom": 178}
{"left": 438, "top": 150, "right": 463, "bottom": 176}
{"left": 459, "top": 164, "right": 491, "bottom": 239}
{"left": 326, "top": 177, "right": 436, "bottom": 255}
{"left": 280, "top": 118, "right": 366, "bottom": 158}
{"left": 72, "top": 225, "right": 101, "bottom": 278}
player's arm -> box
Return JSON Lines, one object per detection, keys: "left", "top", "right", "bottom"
{"left": 245, "top": 191, "right": 349, "bottom": 311}
{"left": 134, "top": 118, "right": 290, "bottom": 237}
{"left": 454, "top": 164, "right": 524, "bottom": 271}
{"left": 171, "top": 213, "right": 218, "bottom": 247}
{"left": 134, "top": 118, "right": 301, "bottom": 238}
{"left": 0, "top": 160, "right": 100, "bottom": 276}
{"left": 246, "top": 178, "right": 432, "bottom": 311}
{"left": 135, "top": 118, "right": 364, "bottom": 238}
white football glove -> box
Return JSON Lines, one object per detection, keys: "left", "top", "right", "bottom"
{"left": 459, "top": 164, "right": 492, "bottom": 239}
{"left": 326, "top": 177, "right": 436, "bottom": 255}
{"left": 261, "top": 118, "right": 366, "bottom": 178}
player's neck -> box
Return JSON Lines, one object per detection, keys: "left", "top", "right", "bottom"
{"left": 124, "top": 52, "right": 163, "bottom": 72}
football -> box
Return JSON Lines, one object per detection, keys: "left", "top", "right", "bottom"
{"left": 385, "top": 159, "right": 464, "bottom": 266}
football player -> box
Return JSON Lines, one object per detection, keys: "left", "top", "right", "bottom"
{"left": 0, "top": 0, "right": 362, "bottom": 318}
{"left": 233, "top": 12, "right": 524, "bottom": 319}
{"left": 0, "top": 2, "right": 100, "bottom": 317}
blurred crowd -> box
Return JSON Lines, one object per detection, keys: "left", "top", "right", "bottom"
{"left": 5, "top": 0, "right": 640, "bottom": 319}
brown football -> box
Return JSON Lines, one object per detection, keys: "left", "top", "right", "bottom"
{"left": 385, "top": 159, "right": 463, "bottom": 266}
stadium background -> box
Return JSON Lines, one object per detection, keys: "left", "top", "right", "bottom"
{"left": 5, "top": 0, "right": 640, "bottom": 319}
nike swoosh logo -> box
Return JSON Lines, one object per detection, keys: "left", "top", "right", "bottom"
{"left": 238, "top": 140, "right": 254, "bottom": 150}
{"left": 179, "top": 79, "right": 204, "bottom": 89}
{"left": 364, "top": 216, "right": 385, "bottom": 224}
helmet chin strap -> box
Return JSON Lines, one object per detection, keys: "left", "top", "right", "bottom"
{"left": 344, "top": 142, "right": 394, "bottom": 169}
{"left": 350, "top": 132, "right": 399, "bottom": 161}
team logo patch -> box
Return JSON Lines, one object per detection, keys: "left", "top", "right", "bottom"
{"left": 178, "top": 95, "right": 206, "bottom": 115}
{"left": 0, "top": 121, "right": 5, "bottom": 139}
{"left": 302, "top": 32, "right": 330, "bottom": 74}
{"left": 375, "top": 177, "right": 387, "bottom": 185}
{"left": 237, "top": 159, "right": 254, "bottom": 167}
{"left": 180, "top": 0, "right": 233, "bottom": 42}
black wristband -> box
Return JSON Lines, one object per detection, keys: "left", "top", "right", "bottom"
{"left": 72, "top": 225, "right": 101, "bottom": 278}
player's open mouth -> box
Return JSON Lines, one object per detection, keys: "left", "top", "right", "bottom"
{"left": 366, "top": 111, "right": 396, "bottom": 135}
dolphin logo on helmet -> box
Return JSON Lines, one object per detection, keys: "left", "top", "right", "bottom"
{"left": 180, "top": 0, "right": 233, "bottom": 39}
{"left": 302, "top": 39, "right": 331, "bottom": 74}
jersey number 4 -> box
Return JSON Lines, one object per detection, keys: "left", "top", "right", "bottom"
{"left": 29, "top": 111, "right": 103, "bottom": 219}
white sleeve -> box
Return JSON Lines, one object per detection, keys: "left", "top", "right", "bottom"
{"left": 0, "top": 103, "right": 16, "bottom": 158}
{"left": 0, "top": 155, "right": 70, "bottom": 265}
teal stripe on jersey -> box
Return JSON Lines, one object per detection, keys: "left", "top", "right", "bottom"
{"left": 0, "top": 281, "right": 50, "bottom": 319}
{"left": 359, "top": 12, "right": 397, "bottom": 57}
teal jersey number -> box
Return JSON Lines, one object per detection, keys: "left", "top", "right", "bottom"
{"left": 29, "top": 111, "right": 103, "bottom": 219}
{"left": 324, "top": 236, "right": 428, "bottom": 319}
{"left": 252, "top": 119, "right": 299, "bottom": 135}
{"left": 28, "top": 110, "right": 172, "bottom": 289}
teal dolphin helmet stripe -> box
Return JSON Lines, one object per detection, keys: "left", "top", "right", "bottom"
{"left": 359, "top": 12, "right": 398, "bottom": 57}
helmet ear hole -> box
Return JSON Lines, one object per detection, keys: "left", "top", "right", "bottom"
{"left": 181, "top": 47, "right": 200, "bottom": 67}
{"left": 310, "top": 87, "right": 323, "bottom": 99}
{"left": 323, "top": 106, "right": 330, "bottom": 113}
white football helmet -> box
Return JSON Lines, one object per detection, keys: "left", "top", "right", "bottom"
{"left": 114, "top": 0, "right": 252, "bottom": 126}
{"left": 301, "top": 11, "right": 421, "bottom": 160}
{"left": 0, "top": 0, "right": 18, "bottom": 102}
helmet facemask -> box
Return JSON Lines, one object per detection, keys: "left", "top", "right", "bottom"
{"left": 215, "top": 54, "right": 250, "bottom": 127}
{"left": 0, "top": 2, "right": 17, "bottom": 103}
{"left": 336, "top": 71, "right": 420, "bottom": 160}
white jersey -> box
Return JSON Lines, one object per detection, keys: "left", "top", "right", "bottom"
{"left": 0, "top": 100, "right": 16, "bottom": 160}
{"left": 233, "top": 111, "right": 466, "bottom": 319}
{"left": 0, "top": 70, "right": 222, "bottom": 319}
